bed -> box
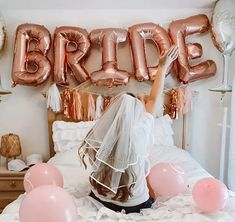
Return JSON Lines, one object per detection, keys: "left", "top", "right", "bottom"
{"left": 1, "top": 93, "right": 235, "bottom": 222}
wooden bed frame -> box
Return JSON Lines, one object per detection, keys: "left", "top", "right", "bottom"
{"left": 48, "top": 110, "right": 71, "bottom": 157}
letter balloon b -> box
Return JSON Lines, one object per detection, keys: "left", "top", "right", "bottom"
{"left": 12, "top": 24, "right": 51, "bottom": 87}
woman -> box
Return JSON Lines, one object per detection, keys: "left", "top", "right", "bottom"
{"left": 79, "top": 46, "right": 179, "bottom": 213}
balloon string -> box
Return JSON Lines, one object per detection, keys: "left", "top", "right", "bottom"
{"left": 25, "top": 174, "right": 34, "bottom": 191}
{"left": 169, "top": 163, "right": 185, "bottom": 175}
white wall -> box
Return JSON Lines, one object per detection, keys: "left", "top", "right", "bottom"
{"left": 0, "top": 0, "right": 216, "bottom": 10}
{"left": 0, "top": 7, "right": 234, "bottom": 179}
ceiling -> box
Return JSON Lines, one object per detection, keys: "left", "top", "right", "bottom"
{"left": 0, "top": 0, "right": 216, "bottom": 9}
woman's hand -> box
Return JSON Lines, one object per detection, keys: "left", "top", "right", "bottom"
{"left": 145, "top": 45, "right": 179, "bottom": 114}
{"left": 159, "top": 45, "right": 179, "bottom": 70}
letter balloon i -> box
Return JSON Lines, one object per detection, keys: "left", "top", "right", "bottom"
{"left": 12, "top": 24, "right": 51, "bottom": 87}
{"left": 89, "top": 28, "right": 130, "bottom": 87}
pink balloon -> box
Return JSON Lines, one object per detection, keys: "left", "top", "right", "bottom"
{"left": 192, "top": 178, "right": 229, "bottom": 213}
{"left": 148, "top": 163, "right": 187, "bottom": 198}
{"left": 24, "top": 163, "right": 63, "bottom": 193}
{"left": 19, "top": 185, "right": 77, "bottom": 222}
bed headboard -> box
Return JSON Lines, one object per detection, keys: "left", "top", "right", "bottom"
{"left": 47, "top": 110, "right": 190, "bottom": 158}
{"left": 47, "top": 79, "right": 197, "bottom": 158}
{"left": 48, "top": 110, "right": 64, "bottom": 157}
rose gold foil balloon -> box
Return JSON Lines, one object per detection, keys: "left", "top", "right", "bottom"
{"left": 186, "top": 43, "right": 202, "bottom": 60}
{"left": 62, "top": 88, "right": 71, "bottom": 119}
{"left": 89, "top": 28, "right": 129, "bottom": 87}
{"left": 70, "top": 89, "right": 83, "bottom": 121}
{"left": 169, "top": 14, "right": 217, "bottom": 83}
{"left": 129, "top": 23, "right": 171, "bottom": 81}
{"left": 12, "top": 24, "right": 51, "bottom": 87}
{"left": 54, "top": 26, "right": 90, "bottom": 86}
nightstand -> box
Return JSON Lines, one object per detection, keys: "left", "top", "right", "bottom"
{"left": 0, "top": 167, "right": 26, "bottom": 213}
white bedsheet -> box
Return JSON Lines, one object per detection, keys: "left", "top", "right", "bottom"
{"left": 1, "top": 145, "right": 235, "bottom": 222}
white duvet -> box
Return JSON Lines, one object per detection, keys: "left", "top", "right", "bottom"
{"left": 1, "top": 145, "right": 235, "bottom": 222}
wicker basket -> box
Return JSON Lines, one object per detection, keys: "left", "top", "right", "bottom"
{"left": 0, "top": 134, "right": 22, "bottom": 167}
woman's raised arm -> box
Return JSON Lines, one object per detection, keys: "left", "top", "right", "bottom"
{"left": 145, "top": 46, "right": 179, "bottom": 115}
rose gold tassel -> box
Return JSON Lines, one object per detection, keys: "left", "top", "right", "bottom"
{"left": 182, "top": 85, "right": 192, "bottom": 114}
{"left": 70, "top": 90, "right": 76, "bottom": 120}
{"left": 168, "top": 89, "right": 178, "bottom": 119}
{"left": 75, "top": 90, "right": 83, "bottom": 121}
{"left": 87, "top": 93, "right": 96, "bottom": 121}
{"left": 70, "top": 89, "right": 83, "bottom": 121}
{"left": 61, "top": 88, "right": 71, "bottom": 118}
{"left": 103, "top": 96, "right": 112, "bottom": 111}
{"left": 95, "top": 95, "right": 104, "bottom": 119}
{"left": 176, "top": 88, "right": 184, "bottom": 116}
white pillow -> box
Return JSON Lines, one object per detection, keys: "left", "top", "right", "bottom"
{"left": 52, "top": 120, "right": 96, "bottom": 153}
{"left": 48, "top": 147, "right": 92, "bottom": 197}
{"left": 153, "top": 114, "right": 174, "bottom": 146}
{"left": 52, "top": 115, "right": 174, "bottom": 153}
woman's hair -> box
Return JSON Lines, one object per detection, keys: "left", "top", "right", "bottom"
{"left": 79, "top": 137, "right": 136, "bottom": 202}
{"left": 79, "top": 92, "right": 138, "bottom": 202}
{"left": 125, "top": 92, "right": 136, "bottom": 98}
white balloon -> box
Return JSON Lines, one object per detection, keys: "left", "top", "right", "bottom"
{"left": 211, "top": 0, "right": 235, "bottom": 55}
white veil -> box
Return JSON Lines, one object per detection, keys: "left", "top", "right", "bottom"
{"left": 79, "top": 94, "right": 151, "bottom": 193}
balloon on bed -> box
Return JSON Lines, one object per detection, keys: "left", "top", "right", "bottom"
{"left": 19, "top": 185, "right": 77, "bottom": 222}
{"left": 192, "top": 178, "right": 229, "bottom": 213}
{"left": 23, "top": 163, "right": 63, "bottom": 193}
{"left": 148, "top": 162, "right": 188, "bottom": 198}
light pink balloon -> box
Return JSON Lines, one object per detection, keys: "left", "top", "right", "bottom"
{"left": 148, "top": 163, "right": 187, "bottom": 198}
{"left": 19, "top": 185, "right": 77, "bottom": 222}
{"left": 192, "top": 178, "right": 229, "bottom": 213}
{"left": 23, "top": 163, "right": 63, "bottom": 193}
